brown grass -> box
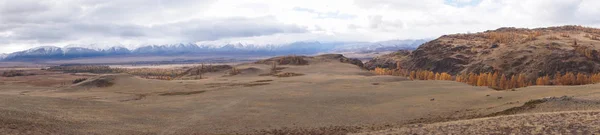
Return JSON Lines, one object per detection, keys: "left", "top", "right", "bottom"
{"left": 546, "top": 36, "right": 560, "bottom": 40}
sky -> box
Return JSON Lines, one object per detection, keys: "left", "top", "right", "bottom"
{"left": 1, "top": 0, "right": 600, "bottom": 53}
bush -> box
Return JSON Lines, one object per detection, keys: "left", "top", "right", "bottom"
{"left": 228, "top": 67, "right": 241, "bottom": 76}
{"left": 47, "top": 65, "right": 125, "bottom": 74}
{"left": 1, "top": 70, "right": 26, "bottom": 77}
{"left": 72, "top": 78, "right": 87, "bottom": 84}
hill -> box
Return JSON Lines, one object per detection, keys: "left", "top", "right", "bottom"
{"left": 370, "top": 26, "right": 600, "bottom": 79}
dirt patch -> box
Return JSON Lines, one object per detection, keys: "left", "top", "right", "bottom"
{"left": 159, "top": 91, "right": 206, "bottom": 96}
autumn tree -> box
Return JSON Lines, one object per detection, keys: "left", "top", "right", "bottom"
{"left": 536, "top": 75, "right": 550, "bottom": 85}
{"left": 490, "top": 72, "right": 499, "bottom": 88}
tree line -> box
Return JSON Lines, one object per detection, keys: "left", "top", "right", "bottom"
{"left": 373, "top": 67, "right": 600, "bottom": 90}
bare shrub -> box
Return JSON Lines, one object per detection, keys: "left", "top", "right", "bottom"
{"left": 72, "top": 78, "right": 87, "bottom": 84}
{"left": 1, "top": 70, "right": 27, "bottom": 77}
{"left": 47, "top": 65, "right": 125, "bottom": 74}
{"left": 546, "top": 36, "right": 560, "bottom": 40}
{"left": 228, "top": 67, "right": 241, "bottom": 76}
{"left": 274, "top": 72, "right": 305, "bottom": 77}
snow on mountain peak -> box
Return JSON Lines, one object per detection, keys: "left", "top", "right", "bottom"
{"left": 64, "top": 44, "right": 121, "bottom": 51}
{"left": 25, "top": 46, "right": 62, "bottom": 53}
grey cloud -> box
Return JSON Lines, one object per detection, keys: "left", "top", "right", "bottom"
{"left": 354, "top": 0, "right": 443, "bottom": 10}
{"left": 169, "top": 17, "right": 308, "bottom": 41}
{"left": 0, "top": 0, "right": 307, "bottom": 46}
{"left": 369, "top": 15, "right": 383, "bottom": 29}
{"left": 3, "top": 17, "right": 307, "bottom": 44}
{"left": 525, "top": 0, "right": 583, "bottom": 24}
{"left": 293, "top": 7, "right": 357, "bottom": 20}
{"left": 0, "top": 0, "right": 49, "bottom": 14}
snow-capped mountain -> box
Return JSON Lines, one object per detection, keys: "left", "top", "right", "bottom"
{"left": 132, "top": 43, "right": 200, "bottom": 54}
{"left": 1, "top": 39, "right": 430, "bottom": 61}
{"left": 0, "top": 53, "right": 6, "bottom": 60}
{"left": 64, "top": 44, "right": 116, "bottom": 51}
{"left": 63, "top": 47, "right": 104, "bottom": 57}
{"left": 102, "top": 46, "right": 130, "bottom": 55}
{"left": 5, "top": 46, "right": 65, "bottom": 60}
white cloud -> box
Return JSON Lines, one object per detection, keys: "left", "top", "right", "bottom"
{"left": 0, "top": 0, "right": 599, "bottom": 53}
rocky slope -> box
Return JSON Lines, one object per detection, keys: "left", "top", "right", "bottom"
{"left": 364, "top": 50, "right": 411, "bottom": 70}
{"left": 371, "top": 26, "right": 600, "bottom": 78}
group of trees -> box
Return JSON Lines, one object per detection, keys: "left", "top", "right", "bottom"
{"left": 373, "top": 67, "right": 408, "bottom": 76}
{"left": 409, "top": 70, "right": 452, "bottom": 81}
{"left": 455, "top": 72, "right": 530, "bottom": 90}
{"left": 125, "top": 68, "right": 182, "bottom": 80}
{"left": 372, "top": 68, "right": 451, "bottom": 81}
{"left": 543, "top": 72, "right": 600, "bottom": 85}
{"left": 47, "top": 65, "right": 126, "bottom": 74}
{"left": 372, "top": 66, "right": 600, "bottom": 90}
{"left": 1, "top": 70, "right": 28, "bottom": 77}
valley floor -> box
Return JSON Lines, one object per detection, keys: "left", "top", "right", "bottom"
{"left": 2, "top": 60, "right": 600, "bottom": 134}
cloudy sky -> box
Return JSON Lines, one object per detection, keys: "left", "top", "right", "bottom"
{"left": 1, "top": 0, "right": 599, "bottom": 53}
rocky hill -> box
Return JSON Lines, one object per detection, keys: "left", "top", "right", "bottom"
{"left": 370, "top": 26, "right": 600, "bottom": 79}
{"left": 364, "top": 50, "right": 411, "bottom": 70}
{"left": 256, "top": 54, "right": 364, "bottom": 68}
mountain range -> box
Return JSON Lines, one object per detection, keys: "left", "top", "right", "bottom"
{"left": 0, "top": 39, "right": 428, "bottom": 61}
